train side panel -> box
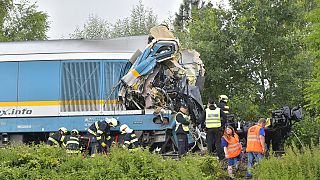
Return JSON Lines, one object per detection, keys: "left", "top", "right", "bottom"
{"left": 18, "top": 61, "right": 61, "bottom": 117}
{"left": 0, "top": 59, "right": 174, "bottom": 133}
{"left": 0, "top": 62, "right": 18, "bottom": 117}
{"left": 0, "top": 113, "right": 174, "bottom": 133}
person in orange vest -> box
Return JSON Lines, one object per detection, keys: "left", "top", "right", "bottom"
{"left": 221, "top": 126, "right": 242, "bottom": 179}
{"left": 246, "top": 118, "right": 266, "bottom": 178}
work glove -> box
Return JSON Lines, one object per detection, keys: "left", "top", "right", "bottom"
{"left": 101, "top": 142, "right": 107, "bottom": 148}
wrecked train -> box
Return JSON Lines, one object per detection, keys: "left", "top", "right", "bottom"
{"left": 0, "top": 27, "right": 205, "bottom": 152}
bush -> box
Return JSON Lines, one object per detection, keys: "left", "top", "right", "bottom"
{"left": 285, "top": 115, "right": 320, "bottom": 148}
{"left": 229, "top": 95, "right": 261, "bottom": 121}
{"left": 254, "top": 145, "right": 320, "bottom": 180}
{"left": 0, "top": 144, "right": 226, "bottom": 179}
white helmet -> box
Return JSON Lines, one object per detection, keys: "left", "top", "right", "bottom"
{"left": 120, "top": 124, "right": 133, "bottom": 134}
{"left": 120, "top": 124, "right": 129, "bottom": 133}
{"left": 105, "top": 118, "right": 118, "bottom": 127}
{"left": 71, "top": 129, "right": 79, "bottom": 135}
{"left": 219, "top": 95, "right": 228, "bottom": 103}
{"left": 59, "top": 127, "right": 67, "bottom": 134}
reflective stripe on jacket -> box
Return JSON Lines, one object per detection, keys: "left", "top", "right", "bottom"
{"left": 223, "top": 105, "right": 230, "bottom": 114}
{"left": 48, "top": 133, "right": 65, "bottom": 146}
{"left": 124, "top": 133, "right": 139, "bottom": 149}
{"left": 246, "top": 125, "right": 264, "bottom": 153}
{"left": 66, "top": 136, "right": 80, "bottom": 154}
{"left": 88, "top": 121, "right": 99, "bottom": 136}
{"left": 223, "top": 133, "right": 242, "bottom": 158}
{"left": 175, "top": 112, "right": 190, "bottom": 132}
{"left": 88, "top": 121, "right": 109, "bottom": 141}
{"left": 48, "top": 137, "right": 59, "bottom": 146}
{"left": 205, "top": 108, "right": 221, "bottom": 128}
{"left": 60, "top": 135, "right": 65, "bottom": 142}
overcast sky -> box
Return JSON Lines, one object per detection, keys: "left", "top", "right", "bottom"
{"left": 28, "top": 0, "right": 183, "bottom": 39}
{"left": 28, "top": 0, "right": 227, "bottom": 39}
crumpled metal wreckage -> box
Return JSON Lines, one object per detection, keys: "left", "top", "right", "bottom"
{"left": 118, "top": 26, "right": 205, "bottom": 124}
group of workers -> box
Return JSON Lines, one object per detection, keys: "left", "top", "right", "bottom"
{"left": 47, "top": 127, "right": 82, "bottom": 154}
{"left": 174, "top": 95, "right": 230, "bottom": 158}
{"left": 47, "top": 94, "right": 264, "bottom": 179}
{"left": 175, "top": 95, "right": 266, "bottom": 179}
{"left": 47, "top": 118, "right": 139, "bottom": 156}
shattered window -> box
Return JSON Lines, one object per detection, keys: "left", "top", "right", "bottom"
{"left": 103, "top": 61, "right": 131, "bottom": 111}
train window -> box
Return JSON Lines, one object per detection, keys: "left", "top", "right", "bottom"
{"left": 61, "top": 61, "right": 101, "bottom": 112}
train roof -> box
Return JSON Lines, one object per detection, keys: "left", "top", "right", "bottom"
{"left": 0, "top": 36, "right": 148, "bottom": 55}
{"left": 0, "top": 36, "right": 148, "bottom": 62}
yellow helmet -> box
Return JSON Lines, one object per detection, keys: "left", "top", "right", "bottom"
{"left": 219, "top": 95, "right": 228, "bottom": 103}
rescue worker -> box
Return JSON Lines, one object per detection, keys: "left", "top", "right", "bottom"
{"left": 120, "top": 124, "right": 139, "bottom": 150}
{"left": 217, "top": 95, "right": 230, "bottom": 114}
{"left": 64, "top": 129, "right": 81, "bottom": 154}
{"left": 47, "top": 127, "right": 67, "bottom": 147}
{"left": 221, "top": 126, "right": 242, "bottom": 179}
{"left": 246, "top": 118, "right": 266, "bottom": 178}
{"left": 175, "top": 103, "right": 190, "bottom": 156}
{"left": 200, "top": 99, "right": 227, "bottom": 160}
{"left": 88, "top": 118, "right": 118, "bottom": 155}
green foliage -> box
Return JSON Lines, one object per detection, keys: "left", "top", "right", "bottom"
{"left": 227, "top": 0, "right": 309, "bottom": 110}
{"left": 229, "top": 95, "right": 261, "bottom": 121}
{"left": 175, "top": 0, "right": 311, "bottom": 117}
{"left": 186, "top": 6, "right": 245, "bottom": 102}
{"left": 255, "top": 145, "right": 320, "bottom": 179}
{"left": 70, "top": 15, "right": 111, "bottom": 39}
{"left": 0, "top": 0, "right": 49, "bottom": 41}
{"left": 71, "top": 0, "right": 158, "bottom": 39}
{"left": 285, "top": 115, "right": 320, "bottom": 147}
{"left": 0, "top": 144, "right": 226, "bottom": 179}
{"left": 304, "top": 0, "right": 320, "bottom": 112}
{"left": 111, "top": 0, "right": 157, "bottom": 38}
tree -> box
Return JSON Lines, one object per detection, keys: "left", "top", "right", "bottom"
{"left": 111, "top": 0, "right": 157, "bottom": 38}
{"left": 0, "top": 0, "right": 49, "bottom": 41}
{"left": 175, "top": 0, "right": 311, "bottom": 120}
{"left": 71, "top": 0, "right": 158, "bottom": 39}
{"left": 304, "top": 0, "right": 320, "bottom": 112}
{"left": 187, "top": 6, "right": 241, "bottom": 98}
{"left": 70, "top": 15, "right": 111, "bottom": 39}
{"left": 229, "top": 0, "right": 310, "bottom": 112}
{"left": 174, "top": 0, "right": 192, "bottom": 32}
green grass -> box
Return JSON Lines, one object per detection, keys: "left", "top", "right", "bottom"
{"left": 0, "top": 144, "right": 227, "bottom": 180}
{"left": 254, "top": 145, "right": 320, "bottom": 180}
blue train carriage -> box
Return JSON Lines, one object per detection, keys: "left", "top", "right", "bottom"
{"left": 0, "top": 37, "right": 176, "bottom": 149}
{"left": 0, "top": 26, "right": 206, "bottom": 153}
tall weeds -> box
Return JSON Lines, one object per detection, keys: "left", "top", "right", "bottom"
{"left": 255, "top": 145, "right": 320, "bottom": 180}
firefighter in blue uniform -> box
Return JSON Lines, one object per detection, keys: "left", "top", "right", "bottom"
{"left": 88, "top": 118, "right": 118, "bottom": 155}
{"left": 120, "top": 124, "right": 139, "bottom": 150}
{"left": 217, "top": 95, "right": 230, "bottom": 114}
{"left": 175, "top": 103, "right": 190, "bottom": 156}
{"left": 64, "top": 129, "right": 81, "bottom": 154}
{"left": 47, "top": 127, "right": 67, "bottom": 147}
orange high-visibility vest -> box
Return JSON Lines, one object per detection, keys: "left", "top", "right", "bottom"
{"left": 223, "top": 133, "right": 242, "bottom": 158}
{"left": 246, "top": 125, "right": 264, "bottom": 153}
